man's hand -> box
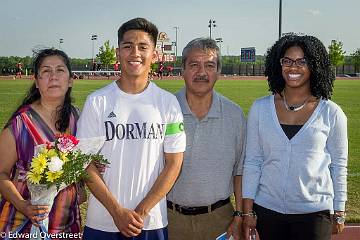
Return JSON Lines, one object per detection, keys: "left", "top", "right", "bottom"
{"left": 112, "top": 207, "right": 144, "bottom": 237}
{"left": 227, "top": 216, "right": 243, "bottom": 240}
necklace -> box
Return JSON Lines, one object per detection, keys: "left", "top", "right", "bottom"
{"left": 282, "top": 91, "right": 310, "bottom": 112}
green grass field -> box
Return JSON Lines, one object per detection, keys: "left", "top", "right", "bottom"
{"left": 0, "top": 79, "right": 359, "bottom": 222}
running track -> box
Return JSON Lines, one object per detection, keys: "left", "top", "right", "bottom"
{"left": 332, "top": 225, "right": 360, "bottom": 240}
{"left": 252, "top": 225, "right": 360, "bottom": 239}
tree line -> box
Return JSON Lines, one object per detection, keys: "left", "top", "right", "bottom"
{"left": 1, "top": 40, "right": 359, "bottom": 75}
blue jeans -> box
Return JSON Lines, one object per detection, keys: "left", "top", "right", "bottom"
{"left": 83, "top": 226, "right": 168, "bottom": 240}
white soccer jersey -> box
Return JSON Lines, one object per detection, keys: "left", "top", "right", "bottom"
{"left": 77, "top": 81, "right": 186, "bottom": 231}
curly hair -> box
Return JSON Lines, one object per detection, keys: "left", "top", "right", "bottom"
{"left": 5, "top": 48, "right": 74, "bottom": 132}
{"left": 264, "top": 34, "right": 335, "bottom": 99}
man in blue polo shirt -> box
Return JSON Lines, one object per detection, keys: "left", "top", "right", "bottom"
{"left": 167, "top": 38, "right": 246, "bottom": 240}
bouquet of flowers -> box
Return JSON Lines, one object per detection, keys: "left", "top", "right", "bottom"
{"left": 24, "top": 134, "right": 107, "bottom": 239}
{"left": 27, "top": 134, "right": 107, "bottom": 189}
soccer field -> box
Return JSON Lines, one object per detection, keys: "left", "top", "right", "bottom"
{"left": 0, "top": 78, "right": 359, "bottom": 221}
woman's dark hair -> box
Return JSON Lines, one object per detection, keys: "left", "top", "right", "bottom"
{"left": 5, "top": 48, "right": 73, "bottom": 132}
{"left": 265, "top": 34, "right": 335, "bottom": 99}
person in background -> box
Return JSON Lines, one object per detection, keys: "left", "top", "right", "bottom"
{"left": 242, "top": 34, "right": 348, "bottom": 240}
{"left": 91, "top": 60, "right": 97, "bottom": 71}
{"left": 166, "top": 65, "right": 173, "bottom": 77}
{"left": 114, "top": 61, "right": 120, "bottom": 76}
{"left": 96, "top": 60, "right": 102, "bottom": 71}
{"left": 15, "top": 62, "right": 23, "bottom": 78}
{"left": 158, "top": 62, "right": 164, "bottom": 79}
{"left": 77, "top": 17, "right": 186, "bottom": 240}
{"left": 167, "top": 37, "right": 246, "bottom": 240}
{"left": 0, "top": 48, "right": 82, "bottom": 238}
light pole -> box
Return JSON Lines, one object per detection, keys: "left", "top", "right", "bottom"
{"left": 215, "top": 38, "right": 223, "bottom": 54}
{"left": 91, "top": 34, "right": 98, "bottom": 62}
{"left": 208, "top": 19, "right": 216, "bottom": 39}
{"left": 173, "top": 26, "right": 178, "bottom": 61}
{"left": 279, "top": 0, "right": 282, "bottom": 39}
{"left": 59, "top": 38, "right": 64, "bottom": 49}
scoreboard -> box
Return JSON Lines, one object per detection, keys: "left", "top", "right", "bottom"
{"left": 241, "top": 47, "right": 256, "bottom": 62}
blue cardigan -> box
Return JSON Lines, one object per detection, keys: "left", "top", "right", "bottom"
{"left": 242, "top": 95, "right": 348, "bottom": 214}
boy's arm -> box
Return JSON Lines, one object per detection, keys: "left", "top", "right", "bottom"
{"left": 134, "top": 152, "right": 183, "bottom": 218}
{"left": 85, "top": 163, "right": 144, "bottom": 237}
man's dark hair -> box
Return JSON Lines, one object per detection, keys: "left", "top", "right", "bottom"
{"left": 5, "top": 48, "right": 75, "bottom": 132}
{"left": 117, "top": 18, "right": 158, "bottom": 47}
{"left": 265, "top": 34, "right": 335, "bottom": 99}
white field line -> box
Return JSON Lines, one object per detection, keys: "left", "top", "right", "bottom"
{"left": 348, "top": 173, "right": 360, "bottom": 177}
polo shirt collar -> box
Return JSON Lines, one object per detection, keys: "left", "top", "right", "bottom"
{"left": 177, "top": 87, "right": 221, "bottom": 118}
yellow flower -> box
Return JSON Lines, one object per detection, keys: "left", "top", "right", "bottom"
{"left": 60, "top": 152, "right": 68, "bottom": 162}
{"left": 46, "top": 171, "right": 63, "bottom": 183}
{"left": 30, "top": 155, "right": 48, "bottom": 174}
{"left": 46, "top": 149, "right": 57, "bottom": 158}
{"left": 27, "top": 171, "right": 42, "bottom": 184}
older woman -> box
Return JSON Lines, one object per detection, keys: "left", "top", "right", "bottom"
{"left": 242, "top": 34, "right": 348, "bottom": 240}
{"left": 0, "top": 49, "right": 82, "bottom": 238}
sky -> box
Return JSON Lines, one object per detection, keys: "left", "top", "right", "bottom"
{"left": 1, "top": 0, "right": 359, "bottom": 58}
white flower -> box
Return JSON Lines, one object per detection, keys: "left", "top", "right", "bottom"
{"left": 48, "top": 156, "right": 64, "bottom": 172}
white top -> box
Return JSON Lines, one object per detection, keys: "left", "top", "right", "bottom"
{"left": 77, "top": 81, "right": 186, "bottom": 231}
{"left": 242, "top": 95, "right": 348, "bottom": 214}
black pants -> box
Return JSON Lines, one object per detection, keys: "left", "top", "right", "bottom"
{"left": 254, "top": 204, "right": 332, "bottom": 240}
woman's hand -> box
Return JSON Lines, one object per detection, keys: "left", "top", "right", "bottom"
{"left": 17, "top": 200, "right": 50, "bottom": 226}
{"left": 332, "top": 222, "right": 345, "bottom": 234}
{"left": 332, "top": 212, "right": 346, "bottom": 234}
{"left": 242, "top": 215, "right": 257, "bottom": 240}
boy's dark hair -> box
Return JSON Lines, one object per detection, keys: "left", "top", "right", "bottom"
{"left": 117, "top": 18, "right": 158, "bottom": 47}
{"left": 265, "top": 34, "right": 335, "bottom": 99}
{"left": 5, "top": 48, "right": 74, "bottom": 132}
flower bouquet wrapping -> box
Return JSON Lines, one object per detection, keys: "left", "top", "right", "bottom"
{"left": 23, "top": 134, "right": 107, "bottom": 239}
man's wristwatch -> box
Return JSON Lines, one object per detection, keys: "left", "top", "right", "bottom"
{"left": 333, "top": 212, "right": 346, "bottom": 224}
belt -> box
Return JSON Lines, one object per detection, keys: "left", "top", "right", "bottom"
{"left": 167, "top": 197, "right": 230, "bottom": 215}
